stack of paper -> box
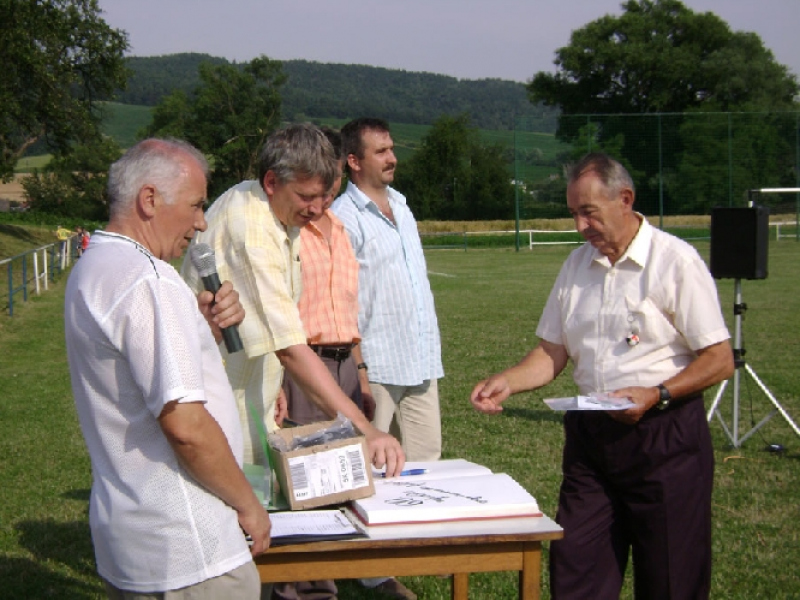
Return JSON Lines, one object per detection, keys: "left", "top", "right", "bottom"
{"left": 268, "top": 509, "right": 365, "bottom": 545}
{"left": 351, "top": 460, "right": 541, "bottom": 526}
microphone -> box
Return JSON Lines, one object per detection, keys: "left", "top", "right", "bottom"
{"left": 189, "top": 243, "right": 244, "bottom": 353}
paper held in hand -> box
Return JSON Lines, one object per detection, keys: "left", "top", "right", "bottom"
{"left": 544, "top": 392, "right": 635, "bottom": 411}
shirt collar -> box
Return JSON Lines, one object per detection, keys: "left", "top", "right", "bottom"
{"left": 590, "top": 213, "right": 651, "bottom": 269}
{"left": 304, "top": 209, "right": 343, "bottom": 238}
{"left": 250, "top": 179, "right": 300, "bottom": 242}
{"left": 343, "top": 180, "right": 406, "bottom": 211}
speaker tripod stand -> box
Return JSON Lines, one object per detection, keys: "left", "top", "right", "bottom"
{"left": 706, "top": 279, "right": 800, "bottom": 447}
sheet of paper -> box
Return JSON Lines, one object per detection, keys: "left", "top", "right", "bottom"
{"left": 544, "top": 394, "right": 635, "bottom": 411}
{"left": 269, "top": 509, "right": 361, "bottom": 539}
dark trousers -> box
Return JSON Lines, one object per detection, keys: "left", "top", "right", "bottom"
{"left": 274, "top": 352, "right": 362, "bottom": 600}
{"left": 283, "top": 352, "right": 362, "bottom": 425}
{"left": 550, "top": 395, "right": 713, "bottom": 600}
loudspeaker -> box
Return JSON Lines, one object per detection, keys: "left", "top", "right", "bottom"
{"left": 710, "top": 205, "right": 769, "bottom": 280}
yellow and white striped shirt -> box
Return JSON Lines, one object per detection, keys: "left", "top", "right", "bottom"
{"left": 181, "top": 180, "right": 306, "bottom": 465}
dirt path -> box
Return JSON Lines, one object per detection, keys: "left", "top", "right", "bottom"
{"left": 0, "top": 174, "right": 28, "bottom": 205}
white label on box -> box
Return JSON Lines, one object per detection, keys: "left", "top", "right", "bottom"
{"left": 287, "top": 442, "right": 370, "bottom": 501}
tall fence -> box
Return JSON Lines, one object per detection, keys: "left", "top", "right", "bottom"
{"left": 1, "top": 236, "right": 77, "bottom": 316}
{"left": 514, "top": 111, "right": 800, "bottom": 228}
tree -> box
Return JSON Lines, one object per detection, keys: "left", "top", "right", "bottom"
{"left": 394, "top": 114, "right": 514, "bottom": 221}
{"left": 143, "top": 56, "right": 286, "bottom": 197}
{"left": 526, "top": 0, "right": 799, "bottom": 214}
{"left": 23, "top": 136, "right": 123, "bottom": 221}
{"left": 527, "top": 0, "right": 797, "bottom": 115}
{"left": 0, "top": 0, "right": 128, "bottom": 180}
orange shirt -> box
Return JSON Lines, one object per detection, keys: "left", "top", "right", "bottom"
{"left": 298, "top": 210, "right": 360, "bottom": 345}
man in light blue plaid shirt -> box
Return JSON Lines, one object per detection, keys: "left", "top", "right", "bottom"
{"left": 333, "top": 118, "right": 443, "bottom": 464}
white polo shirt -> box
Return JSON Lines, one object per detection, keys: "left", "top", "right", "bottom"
{"left": 65, "top": 232, "right": 251, "bottom": 593}
{"left": 536, "top": 216, "right": 730, "bottom": 394}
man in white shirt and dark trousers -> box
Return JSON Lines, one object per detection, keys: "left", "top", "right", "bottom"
{"left": 332, "top": 118, "right": 443, "bottom": 600}
{"left": 65, "top": 138, "right": 272, "bottom": 599}
{"left": 470, "top": 153, "right": 735, "bottom": 600}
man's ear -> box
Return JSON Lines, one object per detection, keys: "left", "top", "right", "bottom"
{"left": 619, "top": 187, "right": 635, "bottom": 211}
{"left": 136, "top": 184, "right": 158, "bottom": 219}
{"left": 262, "top": 171, "right": 278, "bottom": 197}
{"left": 346, "top": 153, "right": 360, "bottom": 174}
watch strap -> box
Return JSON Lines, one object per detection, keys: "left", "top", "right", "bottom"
{"left": 656, "top": 384, "right": 672, "bottom": 410}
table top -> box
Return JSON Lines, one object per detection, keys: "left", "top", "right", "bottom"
{"left": 259, "top": 512, "right": 563, "bottom": 556}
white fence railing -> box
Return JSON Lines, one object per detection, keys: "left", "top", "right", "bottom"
{"left": 1, "top": 236, "right": 76, "bottom": 316}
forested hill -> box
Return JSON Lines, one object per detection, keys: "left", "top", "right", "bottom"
{"left": 117, "top": 53, "right": 557, "bottom": 132}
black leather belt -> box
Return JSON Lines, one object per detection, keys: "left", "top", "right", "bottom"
{"left": 310, "top": 344, "right": 354, "bottom": 361}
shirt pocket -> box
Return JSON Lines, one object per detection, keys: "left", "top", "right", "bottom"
{"left": 625, "top": 295, "right": 679, "bottom": 348}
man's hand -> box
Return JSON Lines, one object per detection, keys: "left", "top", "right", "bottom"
{"left": 238, "top": 502, "right": 272, "bottom": 556}
{"left": 274, "top": 388, "right": 288, "bottom": 427}
{"left": 159, "top": 401, "right": 271, "bottom": 556}
{"left": 470, "top": 375, "right": 511, "bottom": 415}
{"left": 607, "top": 386, "right": 659, "bottom": 425}
{"left": 363, "top": 427, "right": 405, "bottom": 477}
{"left": 197, "top": 280, "right": 245, "bottom": 344}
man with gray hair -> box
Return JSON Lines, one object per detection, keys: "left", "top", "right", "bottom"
{"left": 65, "top": 138, "right": 271, "bottom": 598}
{"left": 470, "top": 152, "right": 734, "bottom": 599}
{"left": 182, "top": 123, "right": 405, "bottom": 476}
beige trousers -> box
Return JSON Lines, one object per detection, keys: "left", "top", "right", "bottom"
{"left": 370, "top": 378, "right": 442, "bottom": 462}
{"left": 103, "top": 560, "right": 261, "bottom": 600}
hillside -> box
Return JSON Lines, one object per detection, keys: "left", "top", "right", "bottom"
{"left": 116, "top": 53, "right": 557, "bottom": 132}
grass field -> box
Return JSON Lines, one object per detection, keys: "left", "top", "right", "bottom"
{"left": 99, "top": 102, "right": 154, "bottom": 149}
{"left": 1, "top": 231, "right": 799, "bottom": 598}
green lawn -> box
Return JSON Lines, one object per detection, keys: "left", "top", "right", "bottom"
{"left": 2, "top": 238, "right": 799, "bottom": 598}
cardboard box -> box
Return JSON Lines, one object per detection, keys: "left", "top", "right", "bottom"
{"left": 269, "top": 419, "right": 375, "bottom": 510}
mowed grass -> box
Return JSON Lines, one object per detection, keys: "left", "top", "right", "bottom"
{"left": 2, "top": 238, "right": 800, "bottom": 598}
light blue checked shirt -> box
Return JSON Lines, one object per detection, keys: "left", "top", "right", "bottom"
{"left": 332, "top": 181, "right": 444, "bottom": 387}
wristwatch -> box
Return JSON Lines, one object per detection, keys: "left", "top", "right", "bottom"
{"left": 656, "top": 384, "right": 672, "bottom": 410}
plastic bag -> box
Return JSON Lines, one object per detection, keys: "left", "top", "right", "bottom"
{"left": 269, "top": 412, "right": 357, "bottom": 452}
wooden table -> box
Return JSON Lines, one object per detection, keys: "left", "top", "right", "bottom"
{"left": 255, "top": 513, "right": 563, "bottom": 600}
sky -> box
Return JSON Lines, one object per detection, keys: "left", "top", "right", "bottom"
{"left": 97, "top": 0, "right": 800, "bottom": 83}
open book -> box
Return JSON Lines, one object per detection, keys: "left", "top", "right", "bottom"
{"left": 350, "top": 460, "right": 541, "bottom": 526}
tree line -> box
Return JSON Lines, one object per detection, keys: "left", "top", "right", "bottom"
{"left": 118, "top": 55, "right": 556, "bottom": 133}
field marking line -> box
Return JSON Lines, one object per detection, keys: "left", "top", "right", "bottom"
{"left": 428, "top": 270, "right": 456, "bottom": 278}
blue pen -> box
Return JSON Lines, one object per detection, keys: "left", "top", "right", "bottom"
{"left": 382, "top": 468, "right": 429, "bottom": 478}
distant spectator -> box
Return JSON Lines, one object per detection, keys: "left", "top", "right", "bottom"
{"left": 80, "top": 226, "right": 90, "bottom": 256}
{"left": 55, "top": 224, "right": 71, "bottom": 263}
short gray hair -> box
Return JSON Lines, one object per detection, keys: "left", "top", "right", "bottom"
{"left": 565, "top": 152, "right": 635, "bottom": 197}
{"left": 256, "top": 123, "right": 338, "bottom": 190}
{"left": 107, "top": 138, "right": 209, "bottom": 219}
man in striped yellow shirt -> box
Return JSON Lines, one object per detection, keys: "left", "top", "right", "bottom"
{"left": 181, "top": 124, "right": 403, "bottom": 476}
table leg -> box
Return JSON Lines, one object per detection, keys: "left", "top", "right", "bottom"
{"left": 452, "top": 572, "right": 469, "bottom": 600}
{"left": 518, "top": 541, "right": 542, "bottom": 600}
